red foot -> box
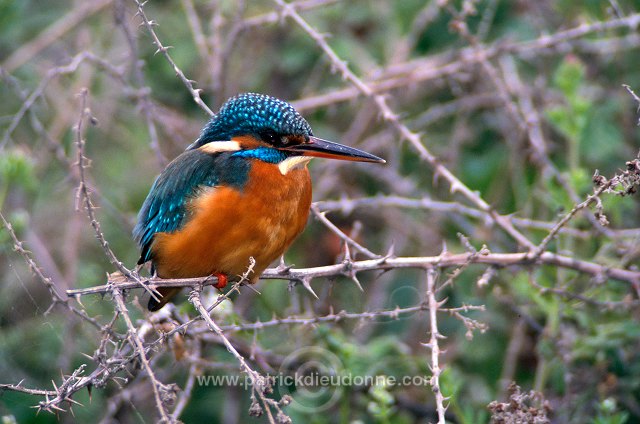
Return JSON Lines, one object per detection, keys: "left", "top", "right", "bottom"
{"left": 213, "top": 273, "right": 228, "bottom": 289}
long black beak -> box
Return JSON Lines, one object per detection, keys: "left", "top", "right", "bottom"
{"left": 281, "top": 136, "right": 385, "bottom": 163}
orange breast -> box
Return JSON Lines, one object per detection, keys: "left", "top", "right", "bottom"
{"left": 151, "top": 160, "right": 312, "bottom": 282}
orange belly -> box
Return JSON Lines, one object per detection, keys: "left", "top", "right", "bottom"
{"left": 151, "top": 161, "right": 312, "bottom": 282}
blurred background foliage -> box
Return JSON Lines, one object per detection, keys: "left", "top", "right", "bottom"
{"left": 1, "top": 0, "right": 640, "bottom": 423}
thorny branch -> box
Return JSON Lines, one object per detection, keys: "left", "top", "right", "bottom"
{"left": 133, "top": 0, "right": 214, "bottom": 116}
{"left": 0, "top": 211, "right": 102, "bottom": 329}
{"left": 273, "top": 0, "right": 536, "bottom": 251}
{"left": 73, "top": 89, "right": 160, "bottom": 305}
{"left": 74, "top": 90, "right": 132, "bottom": 277}
{"left": 111, "top": 289, "right": 173, "bottom": 422}
{"left": 423, "top": 269, "right": 447, "bottom": 424}
{"left": 189, "top": 285, "right": 288, "bottom": 424}
{"left": 292, "top": 13, "right": 640, "bottom": 111}
{"left": 66, "top": 249, "right": 640, "bottom": 298}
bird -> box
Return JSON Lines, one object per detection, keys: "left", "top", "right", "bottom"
{"left": 133, "top": 93, "right": 384, "bottom": 311}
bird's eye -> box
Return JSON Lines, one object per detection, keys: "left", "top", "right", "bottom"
{"left": 261, "top": 131, "right": 278, "bottom": 144}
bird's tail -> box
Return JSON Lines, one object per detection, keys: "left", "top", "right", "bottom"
{"left": 148, "top": 287, "right": 181, "bottom": 311}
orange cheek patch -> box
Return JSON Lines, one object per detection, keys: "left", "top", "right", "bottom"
{"left": 232, "top": 134, "right": 267, "bottom": 149}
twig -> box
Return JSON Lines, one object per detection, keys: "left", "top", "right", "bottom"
{"left": 263, "top": 251, "right": 640, "bottom": 286}
{"left": 314, "top": 196, "right": 609, "bottom": 239}
{"left": 241, "top": 0, "right": 340, "bottom": 29}
{"left": 66, "top": 250, "right": 640, "bottom": 297}
{"left": 111, "top": 289, "right": 173, "bottom": 422}
{"left": 115, "top": 0, "right": 166, "bottom": 166}
{"left": 206, "top": 0, "right": 226, "bottom": 100}
{"left": 0, "top": 384, "right": 56, "bottom": 397}
{"left": 171, "top": 341, "right": 201, "bottom": 419}
{"left": 274, "top": 0, "right": 536, "bottom": 251}
{"left": 210, "top": 303, "right": 486, "bottom": 333}
{"left": 530, "top": 183, "right": 610, "bottom": 259}
{"left": 2, "top": 52, "right": 125, "bottom": 148}
{"left": 292, "top": 13, "right": 640, "bottom": 111}
{"left": 73, "top": 89, "right": 142, "bottom": 284}
{"left": 134, "top": 0, "right": 214, "bottom": 116}
{"left": 0, "top": 212, "right": 102, "bottom": 329}
{"left": 498, "top": 318, "right": 526, "bottom": 397}
{"left": 181, "top": 0, "right": 210, "bottom": 61}
{"left": 189, "top": 285, "right": 285, "bottom": 423}
{"left": 623, "top": 84, "right": 640, "bottom": 125}
{"left": 36, "top": 365, "right": 89, "bottom": 414}
{"left": 66, "top": 275, "right": 222, "bottom": 297}
{"left": 423, "top": 269, "right": 447, "bottom": 423}
{"left": 311, "top": 204, "right": 380, "bottom": 259}
{"left": 0, "top": 69, "right": 69, "bottom": 164}
{"left": 499, "top": 55, "right": 612, "bottom": 237}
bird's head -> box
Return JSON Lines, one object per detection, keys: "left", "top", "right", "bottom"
{"left": 189, "top": 93, "right": 385, "bottom": 168}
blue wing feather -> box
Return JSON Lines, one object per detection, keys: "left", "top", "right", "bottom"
{"left": 133, "top": 149, "right": 243, "bottom": 264}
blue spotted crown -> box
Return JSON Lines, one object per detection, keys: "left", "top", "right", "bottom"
{"left": 195, "top": 93, "right": 313, "bottom": 146}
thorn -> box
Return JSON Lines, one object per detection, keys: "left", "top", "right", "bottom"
{"left": 301, "top": 279, "right": 319, "bottom": 299}
{"left": 477, "top": 266, "right": 496, "bottom": 288}
{"left": 440, "top": 240, "right": 448, "bottom": 255}
{"left": 65, "top": 397, "right": 83, "bottom": 406}
{"left": 350, "top": 274, "right": 364, "bottom": 292}
{"left": 49, "top": 403, "right": 66, "bottom": 412}
{"left": 433, "top": 168, "right": 441, "bottom": 185}
{"left": 74, "top": 294, "right": 85, "bottom": 309}
{"left": 276, "top": 255, "right": 292, "bottom": 273}
{"left": 241, "top": 282, "right": 261, "bottom": 295}
{"left": 436, "top": 297, "right": 449, "bottom": 308}
{"left": 342, "top": 241, "right": 352, "bottom": 262}
{"left": 457, "top": 232, "right": 476, "bottom": 253}
{"left": 385, "top": 242, "right": 396, "bottom": 258}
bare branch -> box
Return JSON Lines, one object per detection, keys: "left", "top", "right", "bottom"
{"left": 423, "top": 269, "right": 447, "bottom": 423}
{"left": 133, "top": 0, "right": 214, "bottom": 116}
{"left": 274, "top": 0, "right": 537, "bottom": 250}
{"left": 66, "top": 249, "right": 640, "bottom": 298}
{"left": 111, "top": 289, "right": 173, "bottom": 422}
{"left": 189, "top": 285, "right": 287, "bottom": 423}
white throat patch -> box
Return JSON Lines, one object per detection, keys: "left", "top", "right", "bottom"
{"left": 278, "top": 156, "right": 313, "bottom": 175}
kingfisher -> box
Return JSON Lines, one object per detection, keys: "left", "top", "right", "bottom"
{"left": 133, "top": 93, "right": 384, "bottom": 311}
